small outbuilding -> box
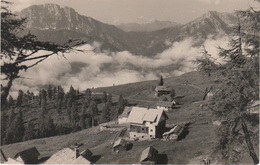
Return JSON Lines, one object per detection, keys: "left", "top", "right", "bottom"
{"left": 162, "top": 125, "right": 184, "bottom": 141}
{"left": 154, "top": 86, "right": 170, "bottom": 96}
{"left": 156, "top": 101, "right": 176, "bottom": 111}
{"left": 13, "top": 147, "right": 40, "bottom": 164}
{"left": 113, "top": 138, "right": 128, "bottom": 153}
{"left": 118, "top": 106, "right": 133, "bottom": 124}
{"left": 139, "top": 146, "right": 159, "bottom": 164}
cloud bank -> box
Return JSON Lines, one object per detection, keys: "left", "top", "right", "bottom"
{"left": 10, "top": 36, "right": 229, "bottom": 97}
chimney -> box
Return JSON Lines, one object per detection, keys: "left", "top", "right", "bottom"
{"left": 75, "top": 146, "right": 80, "bottom": 158}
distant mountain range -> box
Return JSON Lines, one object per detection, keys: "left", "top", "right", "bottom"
{"left": 19, "top": 4, "right": 237, "bottom": 56}
{"left": 117, "top": 20, "right": 181, "bottom": 32}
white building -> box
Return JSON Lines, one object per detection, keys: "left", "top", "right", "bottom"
{"left": 127, "top": 107, "right": 168, "bottom": 140}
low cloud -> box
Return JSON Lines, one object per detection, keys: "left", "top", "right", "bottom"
{"left": 10, "top": 36, "right": 229, "bottom": 97}
{"left": 198, "top": 0, "right": 220, "bottom": 5}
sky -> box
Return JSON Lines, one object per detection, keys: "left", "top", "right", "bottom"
{"left": 9, "top": 0, "right": 258, "bottom": 24}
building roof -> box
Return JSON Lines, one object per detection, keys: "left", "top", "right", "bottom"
{"left": 113, "top": 138, "right": 127, "bottom": 148}
{"left": 1, "top": 149, "right": 7, "bottom": 163}
{"left": 127, "top": 107, "right": 147, "bottom": 124}
{"left": 14, "top": 147, "right": 40, "bottom": 163}
{"left": 45, "top": 147, "right": 91, "bottom": 164}
{"left": 5, "top": 158, "right": 22, "bottom": 164}
{"left": 127, "top": 107, "right": 168, "bottom": 125}
{"left": 155, "top": 86, "right": 170, "bottom": 92}
{"left": 156, "top": 101, "right": 175, "bottom": 107}
{"left": 140, "top": 146, "right": 158, "bottom": 162}
{"left": 119, "top": 106, "right": 133, "bottom": 117}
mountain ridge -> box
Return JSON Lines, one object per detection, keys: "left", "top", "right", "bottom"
{"left": 19, "top": 4, "right": 237, "bottom": 56}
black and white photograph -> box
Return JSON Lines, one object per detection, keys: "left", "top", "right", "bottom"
{"left": 0, "top": 0, "right": 259, "bottom": 164}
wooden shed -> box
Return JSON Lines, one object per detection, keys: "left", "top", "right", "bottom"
{"left": 139, "top": 146, "right": 158, "bottom": 164}
{"left": 14, "top": 147, "right": 40, "bottom": 164}
{"left": 113, "top": 138, "right": 128, "bottom": 152}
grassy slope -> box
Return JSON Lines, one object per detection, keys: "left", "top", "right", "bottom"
{"left": 2, "top": 71, "right": 222, "bottom": 164}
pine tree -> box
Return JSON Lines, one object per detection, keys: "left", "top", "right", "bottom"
{"left": 102, "top": 91, "right": 107, "bottom": 103}
{"left": 41, "top": 89, "right": 47, "bottom": 107}
{"left": 117, "top": 95, "right": 125, "bottom": 115}
{"left": 16, "top": 90, "right": 24, "bottom": 107}
{"left": 52, "top": 86, "right": 57, "bottom": 100}
{"left": 71, "top": 102, "right": 79, "bottom": 124}
{"left": 45, "top": 113, "right": 56, "bottom": 137}
{"left": 85, "top": 88, "right": 92, "bottom": 97}
{"left": 89, "top": 101, "right": 98, "bottom": 127}
{"left": 12, "top": 109, "right": 25, "bottom": 143}
{"left": 107, "top": 94, "right": 112, "bottom": 105}
{"left": 101, "top": 103, "right": 111, "bottom": 122}
{"left": 23, "top": 120, "right": 36, "bottom": 141}
{"left": 68, "top": 85, "right": 76, "bottom": 101}
{"left": 158, "top": 75, "right": 164, "bottom": 86}
{"left": 79, "top": 103, "right": 87, "bottom": 130}
{"left": 47, "top": 85, "right": 53, "bottom": 101}
{"left": 8, "top": 95, "right": 15, "bottom": 107}
{"left": 194, "top": 6, "right": 259, "bottom": 164}
{"left": 1, "top": 111, "right": 8, "bottom": 145}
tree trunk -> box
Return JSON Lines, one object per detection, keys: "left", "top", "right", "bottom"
{"left": 1, "top": 77, "right": 14, "bottom": 107}
{"left": 241, "top": 118, "right": 259, "bottom": 164}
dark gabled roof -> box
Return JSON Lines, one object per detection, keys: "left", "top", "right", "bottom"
{"left": 1, "top": 149, "right": 7, "bottom": 163}
{"left": 156, "top": 101, "right": 175, "bottom": 107}
{"left": 14, "top": 147, "right": 40, "bottom": 162}
{"left": 140, "top": 146, "right": 158, "bottom": 162}
{"left": 119, "top": 106, "right": 133, "bottom": 117}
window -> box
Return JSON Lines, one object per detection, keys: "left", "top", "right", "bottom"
{"left": 150, "top": 129, "right": 153, "bottom": 132}
{"left": 134, "top": 135, "right": 136, "bottom": 137}
{"left": 150, "top": 122, "right": 153, "bottom": 124}
{"left": 142, "top": 136, "right": 144, "bottom": 138}
{"left": 150, "top": 135, "right": 153, "bottom": 137}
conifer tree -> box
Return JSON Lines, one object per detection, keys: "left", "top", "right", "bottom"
{"left": 8, "top": 95, "right": 15, "bottom": 107}
{"left": 12, "top": 109, "right": 25, "bottom": 143}
{"left": 158, "top": 75, "right": 164, "bottom": 86}
{"left": 71, "top": 102, "right": 79, "bottom": 124}
{"left": 89, "top": 101, "right": 98, "bottom": 127}
{"left": 23, "top": 120, "right": 36, "bottom": 141}
{"left": 117, "top": 95, "right": 126, "bottom": 115}
{"left": 45, "top": 113, "right": 56, "bottom": 137}
{"left": 41, "top": 89, "right": 47, "bottom": 107}
{"left": 16, "top": 89, "right": 23, "bottom": 107}
{"left": 102, "top": 91, "right": 107, "bottom": 103}
{"left": 101, "top": 103, "right": 111, "bottom": 122}
{"left": 79, "top": 103, "right": 87, "bottom": 129}
{"left": 194, "top": 5, "right": 259, "bottom": 163}
{"left": 1, "top": 111, "right": 8, "bottom": 145}
{"left": 47, "top": 85, "right": 53, "bottom": 101}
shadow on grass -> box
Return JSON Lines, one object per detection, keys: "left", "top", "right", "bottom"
{"left": 90, "top": 155, "right": 101, "bottom": 163}
{"left": 178, "top": 128, "right": 190, "bottom": 141}
{"left": 157, "top": 154, "right": 168, "bottom": 164}
{"left": 126, "top": 143, "right": 133, "bottom": 151}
